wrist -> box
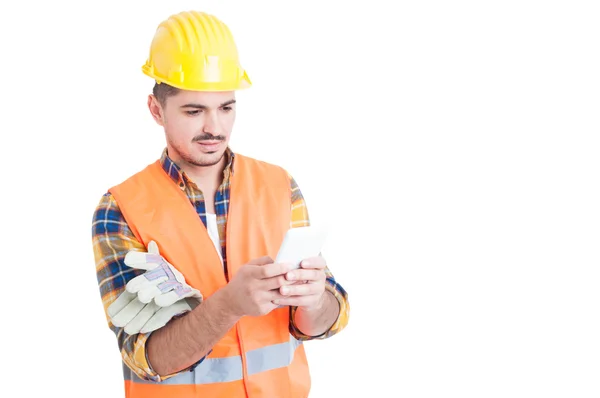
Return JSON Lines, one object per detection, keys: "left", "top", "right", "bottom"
{"left": 206, "top": 286, "right": 243, "bottom": 323}
{"left": 299, "top": 291, "right": 329, "bottom": 313}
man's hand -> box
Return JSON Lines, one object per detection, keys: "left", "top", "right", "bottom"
{"left": 273, "top": 256, "right": 328, "bottom": 310}
{"left": 224, "top": 256, "right": 297, "bottom": 317}
{"left": 276, "top": 255, "right": 341, "bottom": 337}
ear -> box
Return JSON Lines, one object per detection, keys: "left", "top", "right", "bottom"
{"left": 148, "top": 94, "right": 165, "bottom": 127}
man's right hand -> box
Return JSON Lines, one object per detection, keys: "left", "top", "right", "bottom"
{"left": 224, "top": 256, "right": 297, "bottom": 317}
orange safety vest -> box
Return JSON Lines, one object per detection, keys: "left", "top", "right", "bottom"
{"left": 109, "top": 154, "right": 311, "bottom": 398}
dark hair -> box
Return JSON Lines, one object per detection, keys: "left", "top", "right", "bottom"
{"left": 153, "top": 81, "right": 180, "bottom": 106}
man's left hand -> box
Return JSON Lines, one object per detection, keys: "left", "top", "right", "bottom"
{"left": 273, "top": 256, "right": 327, "bottom": 310}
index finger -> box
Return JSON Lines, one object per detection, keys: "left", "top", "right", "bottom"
{"left": 247, "top": 256, "right": 274, "bottom": 266}
{"left": 255, "top": 262, "right": 296, "bottom": 279}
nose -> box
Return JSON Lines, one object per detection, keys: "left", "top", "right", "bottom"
{"left": 203, "top": 110, "right": 220, "bottom": 135}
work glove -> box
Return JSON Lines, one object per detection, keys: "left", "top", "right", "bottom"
{"left": 107, "top": 241, "right": 202, "bottom": 335}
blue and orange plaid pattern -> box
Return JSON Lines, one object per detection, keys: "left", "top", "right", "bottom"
{"left": 92, "top": 148, "right": 349, "bottom": 382}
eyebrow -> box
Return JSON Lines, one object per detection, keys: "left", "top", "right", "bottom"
{"left": 180, "top": 99, "right": 236, "bottom": 109}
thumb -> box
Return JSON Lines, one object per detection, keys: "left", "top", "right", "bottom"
{"left": 147, "top": 241, "right": 160, "bottom": 255}
{"left": 248, "top": 255, "right": 274, "bottom": 266}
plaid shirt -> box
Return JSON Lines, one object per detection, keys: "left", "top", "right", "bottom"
{"left": 92, "top": 148, "right": 349, "bottom": 382}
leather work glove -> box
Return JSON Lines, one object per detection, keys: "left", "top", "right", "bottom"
{"left": 107, "top": 241, "right": 202, "bottom": 335}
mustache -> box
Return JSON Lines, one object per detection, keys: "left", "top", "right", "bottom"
{"left": 192, "top": 133, "right": 226, "bottom": 142}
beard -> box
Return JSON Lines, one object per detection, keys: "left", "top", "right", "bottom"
{"left": 183, "top": 151, "right": 225, "bottom": 167}
{"left": 168, "top": 136, "right": 227, "bottom": 167}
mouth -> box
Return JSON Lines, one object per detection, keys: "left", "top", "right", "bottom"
{"left": 196, "top": 141, "right": 222, "bottom": 151}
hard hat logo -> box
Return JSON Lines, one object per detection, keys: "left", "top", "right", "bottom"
{"left": 142, "top": 11, "right": 251, "bottom": 91}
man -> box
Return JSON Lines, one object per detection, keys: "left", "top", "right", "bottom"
{"left": 91, "top": 10, "right": 349, "bottom": 398}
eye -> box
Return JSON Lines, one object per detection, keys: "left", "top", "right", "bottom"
{"left": 185, "top": 110, "right": 202, "bottom": 116}
{"left": 221, "top": 106, "right": 233, "bottom": 112}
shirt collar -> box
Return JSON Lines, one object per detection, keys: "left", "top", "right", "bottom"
{"left": 159, "top": 147, "right": 236, "bottom": 190}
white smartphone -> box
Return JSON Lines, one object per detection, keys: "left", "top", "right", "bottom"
{"left": 275, "top": 226, "right": 328, "bottom": 269}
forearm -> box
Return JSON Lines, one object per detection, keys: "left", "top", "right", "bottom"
{"left": 147, "top": 288, "right": 240, "bottom": 376}
{"left": 293, "top": 291, "right": 339, "bottom": 337}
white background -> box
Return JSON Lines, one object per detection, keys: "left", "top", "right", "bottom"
{"left": 1, "top": 1, "right": 599, "bottom": 397}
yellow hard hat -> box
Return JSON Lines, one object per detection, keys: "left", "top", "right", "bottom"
{"left": 142, "top": 11, "right": 251, "bottom": 91}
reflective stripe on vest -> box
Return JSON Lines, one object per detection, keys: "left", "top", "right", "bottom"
{"left": 125, "top": 335, "right": 303, "bottom": 385}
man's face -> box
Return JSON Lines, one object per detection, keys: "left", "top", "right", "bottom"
{"left": 149, "top": 89, "right": 236, "bottom": 168}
